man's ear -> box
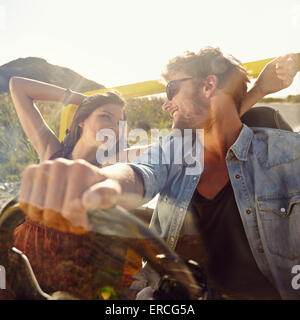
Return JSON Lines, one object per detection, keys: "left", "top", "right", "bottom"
{"left": 201, "top": 75, "right": 218, "bottom": 98}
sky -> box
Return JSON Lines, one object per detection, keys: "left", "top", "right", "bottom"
{"left": 0, "top": 0, "right": 299, "bottom": 97}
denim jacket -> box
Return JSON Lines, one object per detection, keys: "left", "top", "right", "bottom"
{"left": 128, "top": 125, "right": 300, "bottom": 299}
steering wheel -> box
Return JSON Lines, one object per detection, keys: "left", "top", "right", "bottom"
{"left": 0, "top": 199, "right": 209, "bottom": 300}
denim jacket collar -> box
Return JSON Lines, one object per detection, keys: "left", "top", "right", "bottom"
{"left": 228, "top": 124, "right": 254, "bottom": 162}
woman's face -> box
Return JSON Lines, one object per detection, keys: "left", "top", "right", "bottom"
{"left": 79, "top": 103, "right": 124, "bottom": 148}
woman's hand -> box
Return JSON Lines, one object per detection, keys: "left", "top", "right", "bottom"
{"left": 240, "top": 53, "right": 298, "bottom": 116}
{"left": 254, "top": 53, "right": 298, "bottom": 96}
{"left": 66, "top": 90, "right": 87, "bottom": 106}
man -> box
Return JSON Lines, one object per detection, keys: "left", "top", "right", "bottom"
{"left": 19, "top": 48, "right": 299, "bottom": 299}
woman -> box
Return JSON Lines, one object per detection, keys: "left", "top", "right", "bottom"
{"left": 9, "top": 78, "right": 139, "bottom": 298}
{"left": 9, "top": 77, "right": 126, "bottom": 165}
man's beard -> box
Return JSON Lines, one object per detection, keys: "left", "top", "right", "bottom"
{"left": 172, "top": 113, "right": 193, "bottom": 131}
{"left": 173, "top": 93, "right": 210, "bottom": 131}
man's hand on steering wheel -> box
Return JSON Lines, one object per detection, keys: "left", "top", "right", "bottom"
{"left": 19, "top": 158, "right": 122, "bottom": 234}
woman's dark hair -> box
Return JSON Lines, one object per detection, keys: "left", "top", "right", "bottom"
{"left": 62, "top": 91, "right": 125, "bottom": 157}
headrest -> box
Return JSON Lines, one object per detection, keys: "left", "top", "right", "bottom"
{"left": 241, "top": 106, "right": 293, "bottom": 132}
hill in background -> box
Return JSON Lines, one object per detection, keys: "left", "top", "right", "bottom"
{"left": 0, "top": 57, "right": 105, "bottom": 93}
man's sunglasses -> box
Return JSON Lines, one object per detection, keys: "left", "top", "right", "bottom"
{"left": 166, "top": 77, "right": 192, "bottom": 101}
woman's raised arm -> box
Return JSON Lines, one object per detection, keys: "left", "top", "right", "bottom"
{"left": 239, "top": 53, "right": 298, "bottom": 116}
{"left": 9, "top": 77, "right": 85, "bottom": 161}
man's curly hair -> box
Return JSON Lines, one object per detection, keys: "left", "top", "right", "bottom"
{"left": 162, "top": 47, "right": 250, "bottom": 112}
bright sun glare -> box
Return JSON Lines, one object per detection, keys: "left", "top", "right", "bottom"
{"left": 0, "top": 0, "right": 299, "bottom": 96}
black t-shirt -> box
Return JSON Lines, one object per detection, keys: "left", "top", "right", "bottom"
{"left": 175, "top": 181, "right": 281, "bottom": 300}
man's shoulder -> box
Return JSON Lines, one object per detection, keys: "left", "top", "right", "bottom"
{"left": 251, "top": 126, "right": 299, "bottom": 138}
{"left": 250, "top": 127, "right": 300, "bottom": 167}
{"left": 251, "top": 127, "right": 300, "bottom": 147}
